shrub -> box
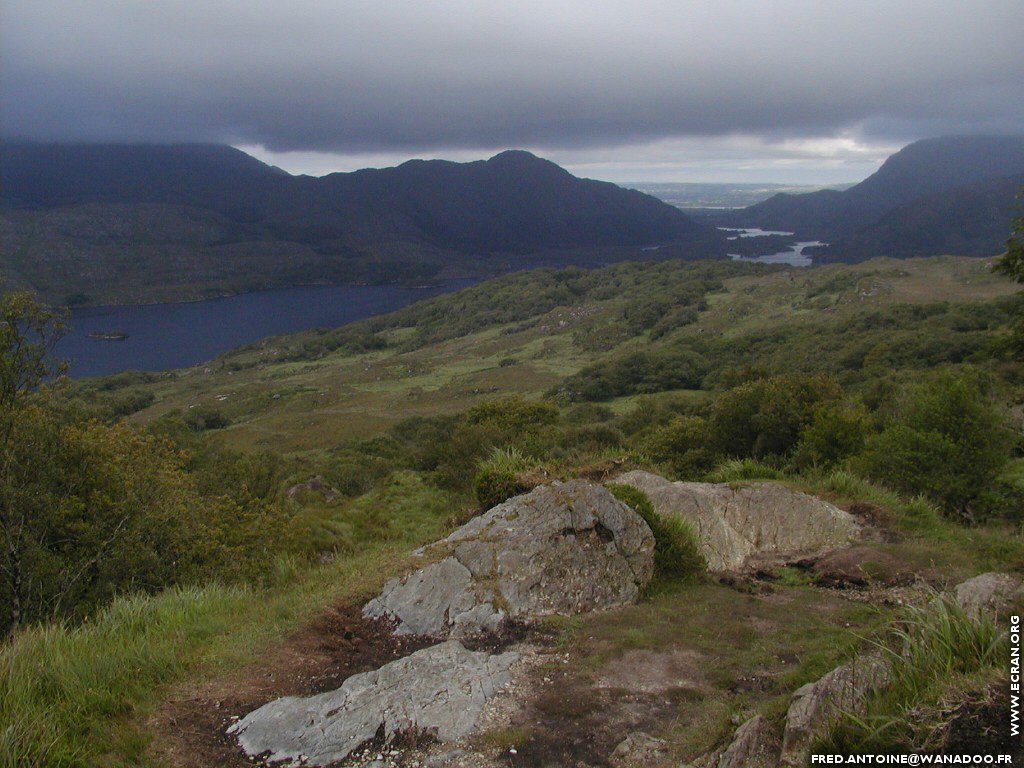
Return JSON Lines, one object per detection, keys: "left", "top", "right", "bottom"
{"left": 465, "top": 396, "right": 559, "bottom": 432}
{"left": 711, "top": 373, "right": 844, "bottom": 460}
{"left": 855, "top": 371, "right": 1012, "bottom": 514}
{"left": 560, "top": 423, "right": 625, "bottom": 453}
{"left": 970, "top": 473, "right": 1024, "bottom": 523}
{"left": 473, "top": 447, "right": 532, "bottom": 509}
{"left": 607, "top": 484, "right": 705, "bottom": 587}
{"left": 561, "top": 349, "right": 709, "bottom": 402}
{"left": 641, "top": 414, "right": 718, "bottom": 478}
{"left": 791, "top": 402, "right": 871, "bottom": 470}
{"left": 183, "top": 406, "right": 231, "bottom": 431}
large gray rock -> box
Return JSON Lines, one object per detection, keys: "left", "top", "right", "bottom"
{"left": 364, "top": 481, "right": 655, "bottom": 636}
{"left": 781, "top": 656, "right": 889, "bottom": 766}
{"left": 228, "top": 641, "right": 517, "bottom": 766}
{"left": 614, "top": 471, "right": 859, "bottom": 572}
{"left": 953, "top": 572, "right": 1024, "bottom": 619}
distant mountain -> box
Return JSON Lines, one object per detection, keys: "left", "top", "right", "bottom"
{"left": 813, "top": 173, "right": 1024, "bottom": 261}
{"left": 0, "top": 144, "right": 725, "bottom": 304}
{"left": 725, "top": 136, "right": 1024, "bottom": 260}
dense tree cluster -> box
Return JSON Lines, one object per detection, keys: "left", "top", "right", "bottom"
{"left": 0, "top": 292, "right": 296, "bottom": 636}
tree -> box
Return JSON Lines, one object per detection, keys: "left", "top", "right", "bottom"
{"left": 0, "top": 291, "right": 66, "bottom": 636}
{"left": 0, "top": 292, "right": 296, "bottom": 636}
{"left": 994, "top": 201, "right": 1024, "bottom": 357}
{"left": 0, "top": 290, "right": 67, "bottom": 412}
{"left": 995, "top": 198, "right": 1024, "bottom": 282}
{"left": 855, "top": 371, "right": 1011, "bottom": 516}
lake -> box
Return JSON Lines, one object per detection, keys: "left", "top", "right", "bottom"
{"left": 54, "top": 281, "right": 473, "bottom": 378}
{"left": 718, "top": 227, "right": 825, "bottom": 267}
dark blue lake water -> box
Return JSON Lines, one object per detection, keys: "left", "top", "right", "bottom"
{"left": 55, "top": 281, "right": 472, "bottom": 378}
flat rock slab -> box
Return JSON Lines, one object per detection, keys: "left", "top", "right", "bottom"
{"left": 614, "top": 471, "right": 859, "bottom": 572}
{"left": 228, "top": 641, "right": 518, "bottom": 766}
{"left": 364, "top": 480, "right": 655, "bottom": 636}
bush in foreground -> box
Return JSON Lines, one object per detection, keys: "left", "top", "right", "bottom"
{"left": 474, "top": 447, "right": 533, "bottom": 509}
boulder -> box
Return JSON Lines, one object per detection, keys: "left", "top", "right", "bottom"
{"left": 613, "top": 471, "right": 859, "bottom": 572}
{"left": 781, "top": 656, "right": 889, "bottom": 766}
{"left": 953, "top": 572, "right": 1024, "bottom": 619}
{"left": 228, "top": 641, "right": 517, "bottom": 766}
{"left": 364, "top": 481, "right": 655, "bottom": 636}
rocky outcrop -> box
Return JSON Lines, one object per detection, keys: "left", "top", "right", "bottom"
{"left": 285, "top": 475, "right": 340, "bottom": 503}
{"left": 614, "top": 471, "right": 859, "bottom": 572}
{"left": 684, "top": 715, "right": 778, "bottom": 768}
{"left": 781, "top": 656, "right": 889, "bottom": 766}
{"left": 228, "top": 641, "right": 518, "bottom": 766}
{"left": 718, "top": 715, "right": 777, "bottom": 768}
{"left": 364, "top": 481, "right": 655, "bottom": 636}
{"left": 953, "top": 572, "right": 1024, "bottom": 619}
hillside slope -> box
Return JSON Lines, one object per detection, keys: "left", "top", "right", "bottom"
{"left": 0, "top": 144, "right": 726, "bottom": 304}
{"left": 725, "top": 136, "right": 1024, "bottom": 260}
{"left": 815, "top": 173, "right": 1024, "bottom": 261}
{"left": 32, "top": 253, "right": 1021, "bottom": 767}
{"left": 97, "top": 255, "right": 1018, "bottom": 454}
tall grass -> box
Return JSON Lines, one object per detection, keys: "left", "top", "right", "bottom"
{"left": 473, "top": 446, "right": 534, "bottom": 509}
{"left": 607, "top": 483, "right": 706, "bottom": 589}
{"left": 811, "top": 469, "right": 944, "bottom": 532}
{"left": 1, "top": 585, "right": 249, "bottom": 767}
{"left": 0, "top": 541, "right": 430, "bottom": 767}
{"left": 821, "top": 596, "right": 1008, "bottom": 752}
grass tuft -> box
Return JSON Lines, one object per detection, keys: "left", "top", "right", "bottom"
{"left": 821, "top": 595, "right": 1007, "bottom": 752}
{"left": 607, "top": 483, "right": 706, "bottom": 589}
{"left": 473, "top": 446, "right": 534, "bottom": 509}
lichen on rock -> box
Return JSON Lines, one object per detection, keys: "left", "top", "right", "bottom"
{"left": 363, "top": 480, "right": 656, "bottom": 637}
{"left": 228, "top": 641, "right": 518, "bottom": 766}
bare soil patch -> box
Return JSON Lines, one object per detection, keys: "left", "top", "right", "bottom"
{"left": 146, "top": 602, "right": 435, "bottom": 768}
{"left": 594, "top": 648, "right": 711, "bottom": 696}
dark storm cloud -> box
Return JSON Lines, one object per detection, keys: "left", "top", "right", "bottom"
{"left": 1, "top": 0, "right": 1022, "bottom": 154}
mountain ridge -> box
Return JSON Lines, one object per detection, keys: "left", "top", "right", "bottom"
{"left": 724, "top": 135, "right": 1024, "bottom": 260}
{"left": 0, "top": 143, "right": 726, "bottom": 304}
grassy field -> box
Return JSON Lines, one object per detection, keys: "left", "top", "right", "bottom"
{"left": 88, "top": 255, "right": 1017, "bottom": 456}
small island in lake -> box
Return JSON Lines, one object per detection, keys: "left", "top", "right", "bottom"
{"left": 88, "top": 331, "right": 129, "bottom": 341}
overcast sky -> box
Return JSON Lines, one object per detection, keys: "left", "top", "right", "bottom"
{"left": 2, "top": 1, "right": 1022, "bottom": 182}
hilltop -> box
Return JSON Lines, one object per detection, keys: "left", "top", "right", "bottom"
{"left": 0, "top": 144, "right": 726, "bottom": 304}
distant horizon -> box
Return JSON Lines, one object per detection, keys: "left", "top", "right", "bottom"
{"left": 234, "top": 141, "right": 890, "bottom": 186}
